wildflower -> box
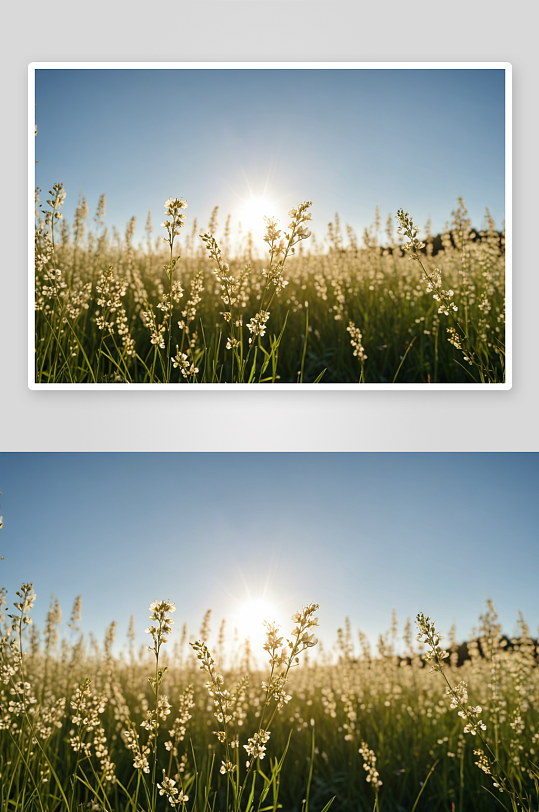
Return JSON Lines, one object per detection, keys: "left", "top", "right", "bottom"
{"left": 95, "top": 266, "right": 127, "bottom": 336}
{"left": 474, "top": 749, "right": 492, "bottom": 774}
{"left": 415, "top": 613, "right": 449, "bottom": 673}
{"left": 247, "top": 310, "right": 270, "bottom": 340}
{"left": 162, "top": 197, "right": 188, "bottom": 247}
{"left": 165, "top": 685, "right": 195, "bottom": 755}
{"left": 289, "top": 604, "right": 319, "bottom": 662}
{"left": 244, "top": 729, "right": 270, "bottom": 761}
{"left": 145, "top": 599, "right": 176, "bottom": 655}
{"left": 12, "top": 583, "right": 36, "bottom": 623}
{"left": 262, "top": 621, "right": 287, "bottom": 667}
{"left": 359, "top": 741, "right": 383, "bottom": 788}
{"left": 417, "top": 615, "right": 488, "bottom": 736}
{"left": 262, "top": 674, "right": 292, "bottom": 710}
{"left": 395, "top": 209, "right": 425, "bottom": 258}
{"left": 43, "top": 182, "right": 66, "bottom": 224}
{"left": 178, "top": 271, "right": 204, "bottom": 334}
{"left": 157, "top": 770, "right": 184, "bottom": 806}
{"left": 347, "top": 321, "right": 367, "bottom": 363}
{"left": 157, "top": 281, "right": 184, "bottom": 313}
{"left": 171, "top": 346, "right": 199, "bottom": 379}
{"left": 141, "top": 307, "right": 166, "bottom": 349}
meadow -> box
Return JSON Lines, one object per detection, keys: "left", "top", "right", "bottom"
{"left": 34, "top": 187, "right": 506, "bottom": 384}
{"left": 2, "top": 582, "right": 537, "bottom": 812}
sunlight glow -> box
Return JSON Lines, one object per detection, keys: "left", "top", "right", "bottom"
{"left": 238, "top": 196, "right": 275, "bottom": 236}
{"left": 233, "top": 598, "right": 278, "bottom": 645}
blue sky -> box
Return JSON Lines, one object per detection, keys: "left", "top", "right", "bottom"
{"left": 34, "top": 67, "right": 506, "bottom": 251}
{"left": 0, "top": 453, "right": 535, "bottom": 660}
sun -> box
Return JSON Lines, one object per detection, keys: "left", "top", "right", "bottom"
{"left": 233, "top": 597, "right": 278, "bottom": 644}
{"left": 238, "top": 196, "right": 275, "bottom": 235}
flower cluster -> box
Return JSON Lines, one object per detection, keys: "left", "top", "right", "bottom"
{"left": 395, "top": 209, "right": 426, "bottom": 259}
{"left": 141, "top": 696, "right": 172, "bottom": 731}
{"left": 161, "top": 197, "right": 188, "bottom": 248}
{"left": 423, "top": 267, "right": 458, "bottom": 316}
{"left": 157, "top": 281, "right": 184, "bottom": 316}
{"left": 257, "top": 202, "right": 312, "bottom": 302}
{"left": 190, "top": 640, "right": 249, "bottom": 767}
{"left": 115, "top": 306, "right": 136, "bottom": 356}
{"left": 42, "top": 182, "right": 66, "bottom": 226}
{"left": 359, "top": 741, "right": 383, "bottom": 788}
{"left": 69, "top": 678, "right": 114, "bottom": 780}
{"left": 0, "top": 638, "right": 21, "bottom": 686}
{"left": 263, "top": 216, "right": 287, "bottom": 257}
{"left": 164, "top": 684, "right": 195, "bottom": 756}
{"left": 178, "top": 271, "right": 204, "bottom": 334}
{"left": 10, "top": 583, "right": 36, "bottom": 628}
{"left": 157, "top": 769, "right": 189, "bottom": 807}
{"left": 286, "top": 201, "right": 313, "bottom": 252}
{"left": 288, "top": 604, "right": 320, "bottom": 664}
{"left": 40, "top": 269, "right": 67, "bottom": 302}
{"left": 31, "top": 696, "right": 66, "bottom": 742}
{"left": 7, "top": 681, "right": 38, "bottom": 716}
{"left": 417, "top": 614, "right": 488, "bottom": 740}
{"left": 214, "top": 262, "right": 239, "bottom": 308}
{"left": 190, "top": 640, "right": 233, "bottom": 725}
{"left": 346, "top": 321, "right": 367, "bottom": 363}
{"left": 415, "top": 613, "right": 449, "bottom": 673}
{"left": 145, "top": 599, "right": 176, "bottom": 656}
{"left": 474, "top": 749, "right": 492, "bottom": 775}
{"left": 200, "top": 233, "right": 247, "bottom": 354}
{"left": 171, "top": 347, "right": 199, "bottom": 380}
{"left": 244, "top": 729, "right": 270, "bottom": 768}
{"left": 261, "top": 263, "right": 289, "bottom": 293}
{"left": 261, "top": 674, "right": 292, "bottom": 711}
{"left": 122, "top": 727, "right": 151, "bottom": 774}
{"left": 247, "top": 310, "right": 270, "bottom": 341}
{"left": 70, "top": 680, "right": 106, "bottom": 732}
{"left": 141, "top": 307, "right": 166, "bottom": 349}
{"left": 446, "top": 681, "right": 487, "bottom": 735}
{"left": 446, "top": 326, "right": 463, "bottom": 350}
{"left": 95, "top": 266, "right": 128, "bottom": 335}
{"left": 199, "top": 231, "right": 222, "bottom": 264}
{"left": 262, "top": 621, "right": 289, "bottom": 668}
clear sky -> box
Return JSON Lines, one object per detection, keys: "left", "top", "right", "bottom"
{"left": 1, "top": 453, "right": 535, "bottom": 661}
{"left": 34, "top": 67, "right": 506, "bottom": 251}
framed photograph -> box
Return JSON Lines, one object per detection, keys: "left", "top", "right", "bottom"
{"left": 29, "top": 63, "right": 511, "bottom": 389}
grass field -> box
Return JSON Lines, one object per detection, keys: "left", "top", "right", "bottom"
{"left": 2, "top": 583, "right": 537, "bottom": 812}
{"left": 34, "top": 187, "right": 505, "bottom": 384}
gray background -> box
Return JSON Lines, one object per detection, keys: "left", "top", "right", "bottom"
{"left": 2, "top": 1, "right": 536, "bottom": 451}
